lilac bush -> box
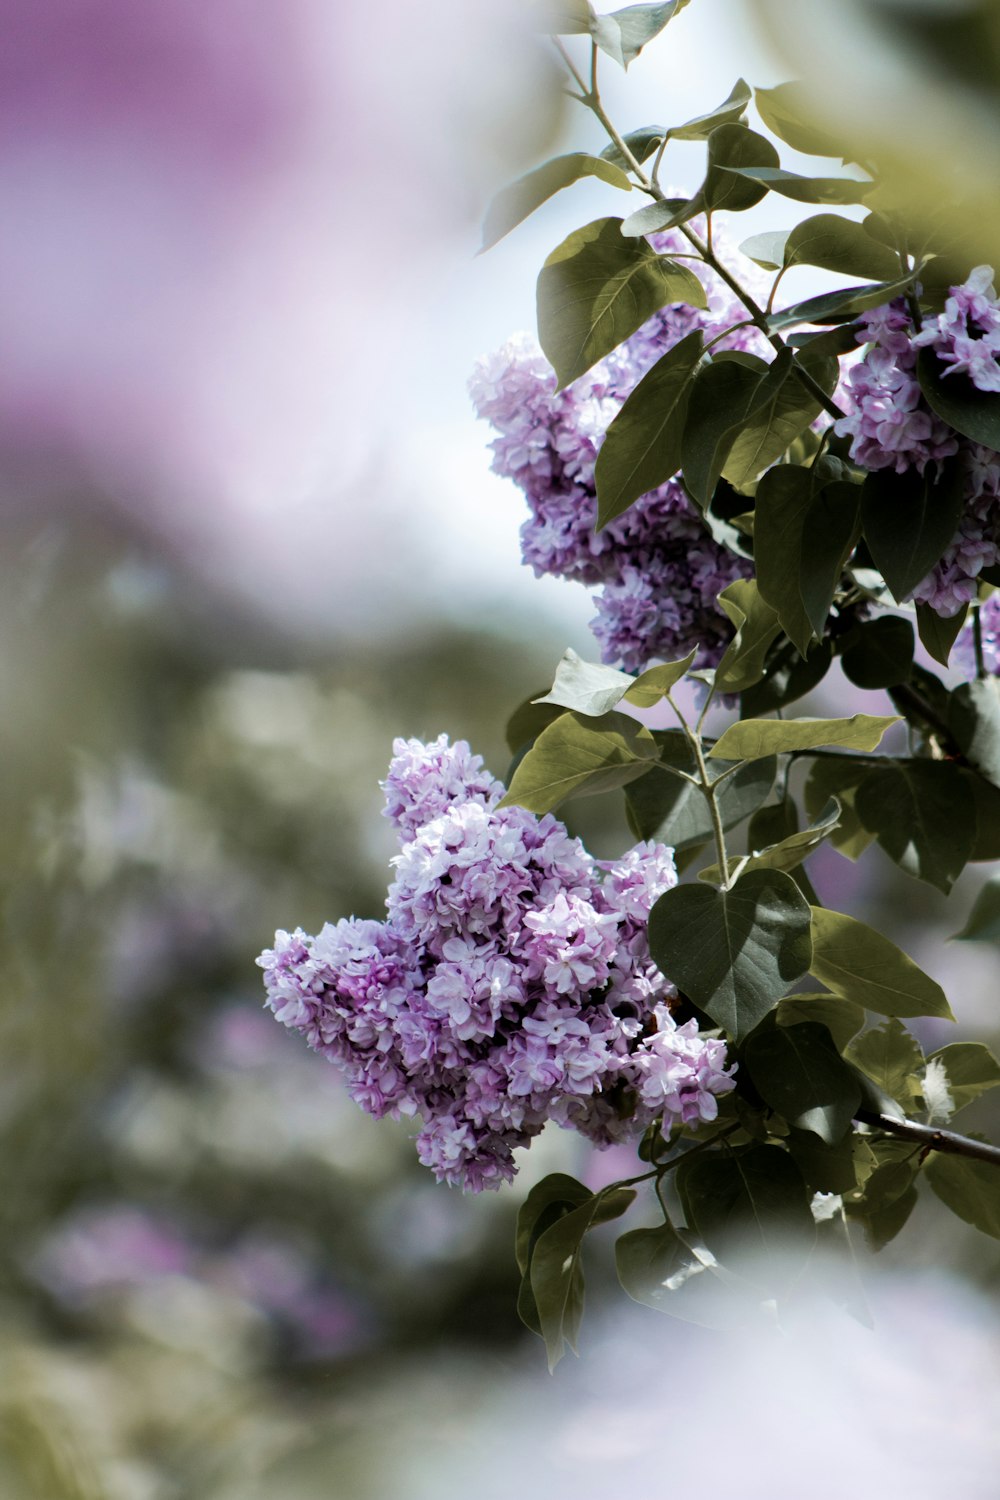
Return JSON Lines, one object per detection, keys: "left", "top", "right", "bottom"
{"left": 258, "top": 735, "right": 735, "bottom": 1190}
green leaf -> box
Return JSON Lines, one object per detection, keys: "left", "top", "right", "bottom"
{"left": 927, "top": 1042, "right": 1000, "bottom": 1111}
{"left": 480, "top": 153, "right": 632, "bottom": 252}
{"left": 915, "top": 600, "right": 968, "bottom": 667}
{"left": 648, "top": 869, "right": 813, "bottom": 1040}
{"left": 916, "top": 347, "right": 1000, "bottom": 449}
{"left": 595, "top": 330, "right": 705, "bottom": 525}
{"left": 846, "top": 1018, "right": 925, "bottom": 1105}
{"left": 724, "top": 352, "right": 837, "bottom": 493}
{"left": 854, "top": 759, "right": 976, "bottom": 893}
{"left": 537, "top": 218, "right": 707, "bottom": 389}
{"left": 500, "top": 709, "right": 659, "bottom": 815}
{"left": 948, "top": 677, "right": 1000, "bottom": 791}
{"left": 534, "top": 649, "right": 641, "bottom": 718}
{"left": 952, "top": 874, "right": 1000, "bottom": 942}
{"left": 840, "top": 617, "right": 914, "bottom": 690}
{"left": 620, "top": 196, "right": 696, "bottom": 237}
{"left": 860, "top": 1182, "right": 919, "bottom": 1252}
{"left": 926, "top": 1154, "right": 1000, "bottom": 1240}
{"left": 529, "top": 1187, "right": 635, "bottom": 1368}
{"left": 777, "top": 993, "right": 866, "bottom": 1053}
{"left": 592, "top": 0, "right": 691, "bottom": 68}
{"left": 811, "top": 909, "right": 953, "bottom": 1020}
{"left": 625, "top": 651, "right": 699, "bottom": 706}
{"left": 625, "top": 745, "right": 776, "bottom": 849}
{"left": 615, "top": 1221, "right": 755, "bottom": 1328}
{"left": 701, "top": 123, "right": 781, "bottom": 213}
{"left": 739, "top": 230, "right": 790, "bottom": 271}
{"left": 752, "top": 464, "right": 818, "bottom": 654}
{"left": 532, "top": 0, "right": 595, "bottom": 32}
{"left": 709, "top": 713, "right": 899, "bottom": 763}
{"left": 600, "top": 125, "right": 667, "bottom": 171}
{"left": 798, "top": 481, "right": 863, "bottom": 638}
{"left": 966, "top": 769, "right": 1000, "bottom": 861}
{"left": 666, "top": 79, "right": 751, "bottom": 141}
{"left": 768, "top": 274, "right": 918, "bottom": 332}
{"left": 680, "top": 353, "right": 772, "bottom": 510}
{"left": 787, "top": 1128, "right": 872, "bottom": 1194}
{"left": 505, "top": 695, "right": 564, "bottom": 757}
{"left": 754, "top": 83, "right": 847, "bottom": 158}
{"left": 783, "top": 213, "right": 901, "bottom": 281}
{"left": 724, "top": 168, "right": 873, "bottom": 206}
{"left": 516, "top": 1173, "right": 593, "bottom": 1276}
{"left": 802, "top": 756, "right": 874, "bottom": 859}
{"left": 676, "top": 1143, "right": 815, "bottom": 1279}
{"left": 713, "top": 579, "right": 781, "bottom": 695}
{"left": 742, "top": 640, "right": 832, "bottom": 717}
{"left": 744, "top": 1022, "right": 862, "bottom": 1145}
{"left": 699, "top": 798, "right": 841, "bottom": 884}
{"left": 861, "top": 461, "right": 966, "bottom": 603}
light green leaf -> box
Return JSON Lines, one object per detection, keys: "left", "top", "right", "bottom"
{"left": 595, "top": 329, "right": 704, "bottom": 526}
{"left": 917, "top": 347, "right": 1000, "bottom": 450}
{"left": 648, "top": 869, "right": 813, "bottom": 1040}
{"left": 500, "top": 709, "right": 658, "bottom": 815}
{"left": 846, "top": 1018, "right": 925, "bottom": 1106}
{"left": 951, "top": 874, "right": 1000, "bottom": 942}
{"left": 928, "top": 1042, "right": 1000, "bottom": 1112}
{"left": 709, "top": 713, "right": 899, "bottom": 763}
{"left": 861, "top": 460, "right": 966, "bottom": 604}
{"left": 592, "top": 0, "right": 692, "bottom": 68}
{"left": 600, "top": 125, "right": 667, "bottom": 171}
{"left": 739, "top": 229, "right": 790, "bottom": 270}
{"left": 744, "top": 1022, "right": 862, "bottom": 1144}
{"left": 532, "top": 0, "right": 595, "bottom": 33}
{"left": 620, "top": 195, "right": 695, "bottom": 237}
{"left": 713, "top": 579, "right": 781, "bottom": 695}
{"left": 810, "top": 908, "right": 953, "bottom": 1020}
{"left": 754, "top": 83, "right": 846, "bottom": 158}
{"left": 926, "top": 1154, "right": 1000, "bottom": 1241}
{"left": 777, "top": 993, "right": 866, "bottom": 1053}
{"left": 480, "top": 153, "right": 632, "bottom": 252}
{"left": 699, "top": 798, "right": 841, "bottom": 885}
{"left": 537, "top": 218, "right": 707, "bottom": 389}
{"left": 854, "top": 759, "right": 976, "bottom": 893}
{"left": 626, "top": 650, "right": 698, "bottom": 705}
{"left": 534, "top": 649, "right": 640, "bottom": 718}
{"left": 783, "top": 213, "right": 900, "bottom": 280}
{"left": 666, "top": 79, "right": 751, "bottom": 141}
{"left": 725, "top": 168, "right": 873, "bottom": 206}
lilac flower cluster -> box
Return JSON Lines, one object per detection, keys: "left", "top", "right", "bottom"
{"left": 835, "top": 270, "right": 1000, "bottom": 615}
{"left": 470, "top": 228, "right": 765, "bottom": 674}
{"left": 258, "top": 735, "right": 735, "bottom": 1191}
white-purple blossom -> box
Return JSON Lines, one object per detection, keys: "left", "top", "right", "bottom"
{"left": 469, "top": 226, "right": 765, "bottom": 673}
{"left": 257, "top": 735, "right": 736, "bottom": 1191}
{"left": 835, "top": 274, "right": 1000, "bottom": 616}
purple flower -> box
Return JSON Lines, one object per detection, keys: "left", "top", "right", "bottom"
{"left": 257, "top": 737, "right": 736, "bottom": 1191}
{"left": 953, "top": 593, "right": 1000, "bottom": 677}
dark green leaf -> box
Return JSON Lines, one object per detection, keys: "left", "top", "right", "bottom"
{"left": 625, "top": 745, "right": 776, "bottom": 849}
{"left": 724, "top": 169, "right": 873, "bottom": 206}
{"left": 949, "top": 677, "right": 1000, "bottom": 791}
{"left": 917, "top": 348, "right": 1000, "bottom": 449}
{"left": 840, "top": 617, "right": 914, "bottom": 690}
{"left": 537, "top": 218, "right": 707, "bottom": 389}
{"left": 787, "top": 1128, "right": 871, "bottom": 1195}
{"left": 516, "top": 1173, "right": 592, "bottom": 1275}
{"left": 926, "top": 1154, "right": 1000, "bottom": 1240}
{"left": 860, "top": 1182, "right": 919, "bottom": 1251}
{"left": 798, "top": 481, "right": 862, "bottom": 638}
{"left": 698, "top": 798, "right": 841, "bottom": 884}
{"left": 861, "top": 460, "right": 965, "bottom": 603}
{"left": 666, "top": 79, "right": 751, "bottom": 140}
{"left": 742, "top": 639, "right": 832, "bottom": 717}
{"left": 615, "top": 1221, "right": 757, "bottom": 1328}
{"left": 753, "top": 464, "right": 818, "bottom": 654}
{"left": 648, "top": 869, "right": 813, "bottom": 1039}
{"left": 713, "top": 579, "right": 781, "bottom": 695}
{"left": 777, "top": 993, "right": 866, "bottom": 1052}
{"left": 951, "top": 874, "right": 1000, "bottom": 942}
{"left": 915, "top": 600, "right": 968, "bottom": 667}
{"left": 846, "top": 1018, "right": 925, "bottom": 1104}
{"left": 529, "top": 1186, "right": 635, "bottom": 1368}
{"left": 676, "top": 1143, "right": 815, "bottom": 1279}
{"left": 680, "top": 353, "right": 772, "bottom": 509}
{"left": 480, "top": 154, "right": 632, "bottom": 252}
{"left": 783, "top": 214, "right": 901, "bottom": 280}
{"left": 754, "top": 83, "right": 845, "bottom": 158}
{"left": 709, "top": 713, "right": 899, "bottom": 762}
{"left": 500, "top": 709, "right": 659, "bottom": 815}
{"left": 505, "top": 695, "right": 564, "bottom": 756}
{"left": 724, "top": 352, "right": 836, "bottom": 493}
{"left": 812, "top": 909, "right": 953, "bottom": 1020}
{"left": 768, "top": 274, "right": 918, "bottom": 331}
{"left": 927, "top": 1042, "right": 1000, "bottom": 1110}
{"left": 702, "top": 123, "right": 781, "bottom": 213}
{"left": 966, "top": 770, "right": 1000, "bottom": 860}
{"left": 620, "top": 196, "right": 696, "bottom": 237}
{"left": 592, "top": 0, "right": 692, "bottom": 68}
{"left": 744, "top": 1022, "right": 862, "bottom": 1144}
{"left": 595, "top": 329, "right": 705, "bottom": 526}
{"left": 600, "top": 125, "right": 666, "bottom": 171}
{"left": 854, "top": 759, "right": 976, "bottom": 893}
{"left": 802, "top": 756, "right": 874, "bottom": 859}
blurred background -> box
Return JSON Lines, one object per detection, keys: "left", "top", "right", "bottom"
{"left": 4, "top": 1, "right": 1000, "bottom": 1495}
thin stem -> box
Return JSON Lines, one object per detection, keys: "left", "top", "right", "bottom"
{"left": 973, "top": 600, "right": 987, "bottom": 680}
{"left": 650, "top": 129, "right": 670, "bottom": 191}
{"left": 766, "top": 266, "right": 788, "bottom": 317}
{"left": 656, "top": 1120, "right": 742, "bottom": 1173}
{"left": 667, "top": 689, "right": 731, "bottom": 886}
{"left": 855, "top": 1109, "right": 1000, "bottom": 1170}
